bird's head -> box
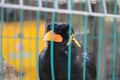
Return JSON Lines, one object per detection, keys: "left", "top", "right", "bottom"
{"left": 43, "top": 22, "right": 81, "bottom": 47}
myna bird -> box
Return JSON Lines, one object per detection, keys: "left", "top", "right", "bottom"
{"left": 39, "top": 23, "right": 96, "bottom": 80}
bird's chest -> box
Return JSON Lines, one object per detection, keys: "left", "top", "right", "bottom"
{"left": 54, "top": 46, "right": 68, "bottom": 70}
{"left": 42, "top": 44, "right": 84, "bottom": 80}
{"left": 53, "top": 47, "right": 81, "bottom": 71}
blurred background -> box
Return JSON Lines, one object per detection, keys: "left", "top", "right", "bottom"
{"left": 0, "top": 0, "right": 120, "bottom": 80}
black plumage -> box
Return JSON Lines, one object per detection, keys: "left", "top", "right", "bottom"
{"left": 39, "top": 23, "right": 96, "bottom": 80}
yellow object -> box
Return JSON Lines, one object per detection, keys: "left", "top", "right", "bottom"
{"left": 66, "top": 35, "right": 73, "bottom": 46}
{"left": 73, "top": 37, "right": 81, "bottom": 48}
{"left": 66, "top": 34, "right": 81, "bottom": 48}
{"left": 2, "top": 20, "right": 46, "bottom": 80}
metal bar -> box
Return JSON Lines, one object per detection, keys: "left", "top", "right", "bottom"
{"left": 19, "top": 0, "right": 24, "bottom": 78}
{"left": 68, "top": 14, "right": 73, "bottom": 80}
{"left": 0, "top": 4, "right": 120, "bottom": 18}
{"left": 68, "top": 0, "right": 72, "bottom": 10}
{"left": 19, "top": 0, "right": 23, "bottom": 5}
{"left": 19, "top": 0, "right": 23, "bottom": 8}
{"left": 54, "top": 0, "right": 58, "bottom": 9}
{"left": 50, "top": 12, "right": 55, "bottom": 80}
{"left": 97, "top": 0, "right": 103, "bottom": 80}
{"left": 50, "top": 1, "right": 56, "bottom": 80}
{"left": 83, "top": 0, "right": 89, "bottom": 80}
{"left": 88, "top": 0, "right": 92, "bottom": 13}
{"left": 103, "top": 0, "right": 107, "bottom": 14}
{"left": 36, "top": 5, "right": 40, "bottom": 79}
{"left": 0, "top": 3, "right": 4, "bottom": 80}
{"left": 39, "top": 0, "right": 42, "bottom": 8}
{"left": 112, "top": 0, "right": 117, "bottom": 79}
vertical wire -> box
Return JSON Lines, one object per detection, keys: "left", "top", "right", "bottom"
{"left": 50, "top": 13, "right": 55, "bottom": 80}
{"left": 20, "top": 4, "right": 24, "bottom": 80}
{"left": 36, "top": 1, "right": 40, "bottom": 79}
{"left": 50, "top": 0, "right": 56, "bottom": 80}
{"left": 103, "top": 0, "right": 107, "bottom": 14}
{"left": 83, "top": 0, "right": 89, "bottom": 80}
{"left": 97, "top": 0, "right": 103, "bottom": 80}
{"left": 68, "top": 14, "right": 73, "bottom": 80}
{"left": 29, "top": 0, "right": 32, "bottom": 80}
{"left": 112, "top": 0, "right": 117, "bottom": 80}
{"left": 5, "top": 1, "right": 11, "bottom": 79}
{"left": 13, "top": 0, "right": 17, "bottom": 70}
{"left": 0, "top": 5, "right": 4, "bottom": 80}
{"left": 39, "top": 0, "right": 42, "bottom": 8}
{"left": 6, "top": 0, "right": 10, "bottom": 74}
{"left": 104, "top": 0, "right": 112, "bottom": 79}
{"left": 88, "top": 0, "right": 92, "bottom": 13}
{"left": 103, "top": 25, "right": 107, "bottom": 80}
{"left": 67, "top": 0, "right": 73, "bottom": 80}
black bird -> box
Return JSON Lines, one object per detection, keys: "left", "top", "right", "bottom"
{"left": 39, "top": 23, "right": 96, "bottom": 80}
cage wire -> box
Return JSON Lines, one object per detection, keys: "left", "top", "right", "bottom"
{"left": 0, "top": 0, "right": 120, "bottom": 80}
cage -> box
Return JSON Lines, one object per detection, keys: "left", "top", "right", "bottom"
{"left": 0, "top": 0, "right": 120, "bottom": 80}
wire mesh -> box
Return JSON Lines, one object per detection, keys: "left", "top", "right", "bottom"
{"left": 0, "top": 0, "right": 120, "bottom": 80}
{"left": 0, "top": 0, "right": 120, "bottom": 18}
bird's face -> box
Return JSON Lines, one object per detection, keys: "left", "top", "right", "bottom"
{"left": 43, "top": 23, "right": 74, "bottom": 43}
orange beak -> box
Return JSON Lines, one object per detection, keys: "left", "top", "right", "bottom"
{"left": 43, "top": 30, "right": 63, "bottom": 43}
